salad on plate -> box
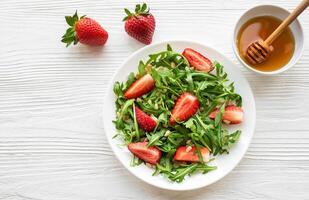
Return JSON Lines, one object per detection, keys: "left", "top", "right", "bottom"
{"left": 113, "top": 45, "right": 244, "bottom": 183}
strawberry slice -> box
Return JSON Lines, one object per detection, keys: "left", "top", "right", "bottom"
{"left": 209, "top": 105, "right": 244, "bottom": 124}
{"left": 182, "top": 48, "right": 213, "bottom": 72}
{"left": 124, "top": 74, "right": 155, "bottom": 99}
{"left": 174, "top": 146, "right": 210, "bottom": 163}
{"left": 128, "top": 142, "right": 162, "bottom": 164}
{"left": 135, "top": 106, "right": 157, "bottom": 132}
{"left": 169, "top": 92, "right": 199, "bottom": 125}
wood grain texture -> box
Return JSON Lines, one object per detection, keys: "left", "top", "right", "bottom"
{"left": 0, "top": 0, "right": 308, "bottom": 199}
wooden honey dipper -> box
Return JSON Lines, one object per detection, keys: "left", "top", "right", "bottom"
{"left": 246, "top": 0, "right": 309, "bottom": 64}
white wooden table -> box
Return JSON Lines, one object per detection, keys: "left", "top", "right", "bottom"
{"left": 0, "top": 0, "right": 308, "bottom": 199}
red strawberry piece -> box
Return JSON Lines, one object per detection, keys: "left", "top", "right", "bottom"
{"left": 209, "top": 105, "right": 244, "bottom": 124}
{"left": 182, "top": 48, "right": 213, "bottom": 72}
{"left": 135, "top": 106, "right": 157, "bottom": 132}
{"left": 128, "top": 142, "right": 162, "bottom": 164}
{"left": 62, "top": 11, "right": 108, "bottom": 47}
{"left": 174, "top": 146, "right": 210, "bottom": 163}
{"left": 123, "top": 3, "right": 155, "bottom": 45}
{"left": 169, "top": 92, "right": 199, "bottom": 125}
{"left": 124, "top": 74, "right": 155, "bottom": 99}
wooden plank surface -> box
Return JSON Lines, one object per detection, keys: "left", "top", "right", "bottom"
{"left": 0, "top": 0, "right": 308, "bottom": 199}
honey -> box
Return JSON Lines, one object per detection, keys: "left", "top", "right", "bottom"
{"left": 237, "top": 16, "right": 295, "bottom": 72}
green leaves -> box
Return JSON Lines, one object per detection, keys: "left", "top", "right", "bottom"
{"left": 135, "top": 3, "right": 150, "bottom": 15}
{"left": 164, "top": 163, "right": 216, "bottom": 183}
{"left": 65, "top": 11, "right": 79, "bottom": 26}
{"left": 124, "top": 72, "right": 136, "bottom": 90}
{"left": 61, "top": 10, "right": 83, "bottom": 47}
{"left": 169, "top": 163, "right": 198, "bottom": 182}
{"left": 113, "top": 44, "right": 242, "bottom": 182}
{"left": 132, "top": 102, "right": 140, "bottom": 140}
{"left": 215, "top": 103, "right": 225, "bottom": 127}
{"left": 113, "top": 81, "right": 123, "bottom": 97}
{"left": 138, "top": 61, "right": 146, "bottom": 76}
{"left": 184, "top": 118, "right": 197, "bottom": 132}
{"left": 141, "top": 3, "right": 148, "bottom": 12}
{"left": 123, "top": 9, "right": 132, "bottom": 21}
{"left": 147, "top": 130, "right": 164, "bottom": 147}
{"left": 167, "top": 44, "right": 173, "bottom": 51}
{"left": 214, "top": 104, "right": 224, "bottom": 148}
{"left": 131, "top": 155, "right": 143, "bottom": 166}
{"left": 154, "top": 154, "right": 216, "bottom": 181}
{"left": 123, "top": 3, "right": 150, "bottom": 21}
{"left": 65, "top": 17, "right": 74, "bottom": 26}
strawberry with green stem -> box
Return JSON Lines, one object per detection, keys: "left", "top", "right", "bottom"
{"left": 123, "top": 3, "right": 156, "bottom": 45}
{"left": 62, "top": 11, "right": 108, "bottom": 47}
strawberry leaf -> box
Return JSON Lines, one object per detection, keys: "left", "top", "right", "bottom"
{"left": 65, "top": 16, "right": 74, "bottom": 26}
{"left": 141, "top": 3, "right": 147, "bottom": 12}
{"left": 124, "top": 8, "right": 132, "bottom": 16}
{"left": 123, "top": 3, "right": 150, "bottom": 21}
{"left": 73, "top": 10, "right": 79, "bottom": 21}
{"left": 62, "top": 10, "right": 84, "bottom": 47}
{"left": 135, "top": 4, "right": 141, "bottom": 13}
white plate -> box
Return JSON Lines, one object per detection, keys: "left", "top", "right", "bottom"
{"left": 103, "top": 40, "right": 256, "bottom": 191}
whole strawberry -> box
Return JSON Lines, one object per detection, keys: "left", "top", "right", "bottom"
{"left": 123, "top": 3, "right": 155, "bottom": 45}
{"left": 62, "top": 11, "right": 108, "bottom": 47}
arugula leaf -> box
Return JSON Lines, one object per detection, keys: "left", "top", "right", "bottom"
{"left": 131, "top": 155, "right": 143, "bottom": 166}
{"left": 167, "top": 44, "right": 173, "bottom": 51}
{"left": 147, "top": 130, "right": 164, "bottom": 147}
{"left": 138, "top": 61, "right": 146, "bottom": 76}
{"left": 132, "top": 102, "right": 140, "bottom": 140}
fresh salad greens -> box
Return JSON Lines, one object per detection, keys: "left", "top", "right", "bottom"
{"left": 113, "top": 44, "right": 242, "bottom": 182}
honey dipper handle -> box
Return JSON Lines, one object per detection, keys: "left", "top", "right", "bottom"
{"left": 265, "top": 0, "right": 309, "bottom": 45}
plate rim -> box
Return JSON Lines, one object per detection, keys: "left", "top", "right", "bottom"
{"left": 103, "top": 39, "right": 256, "bottom": 191}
